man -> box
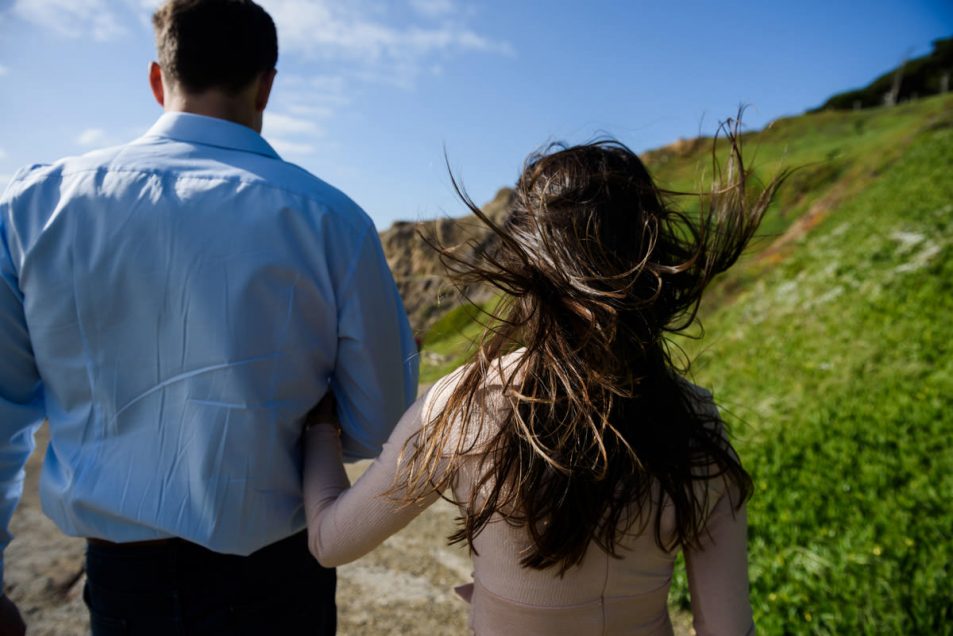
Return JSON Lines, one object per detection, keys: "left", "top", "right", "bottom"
{"left": 0, "top": 0, "right": 418, "bottom": 633}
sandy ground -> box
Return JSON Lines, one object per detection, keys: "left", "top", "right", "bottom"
{"left": 5, "top": 424, "right": 693, "bottom": 635}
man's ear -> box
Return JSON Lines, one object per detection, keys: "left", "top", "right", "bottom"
{"left": 255, "top": 68, "right": 277, "bottom": 112}
{"left": 149, "top": 62, "right": 165, "bottom": 107}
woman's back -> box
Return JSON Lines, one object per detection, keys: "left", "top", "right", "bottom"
{"left": 305, "top": 366, "right": 753, "bottom": 635}
{"left": 443, "top": 370, "right": 753, "bottom": 635}
{"left": 465, "top": 503, "right": 679, "bottom": 634}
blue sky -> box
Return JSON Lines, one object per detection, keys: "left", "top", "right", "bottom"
{"left": 0, "top": 0, "right": 950, "bottom": 228}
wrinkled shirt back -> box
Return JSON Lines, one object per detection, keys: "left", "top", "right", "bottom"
{"left": 0, "top": 113, "right": 417, "bottom": 569}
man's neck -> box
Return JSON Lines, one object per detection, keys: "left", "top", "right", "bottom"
{"left": 164, "top": 89, "right": 262, "bottom": 133}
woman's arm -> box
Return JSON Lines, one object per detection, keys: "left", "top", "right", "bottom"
{"left": 684, "top": 491, "right": 755, "bottom": 636}
{"left": 303, "top": 390, "right": 444, "bottom": 567}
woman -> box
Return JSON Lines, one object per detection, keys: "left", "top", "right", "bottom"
{"left": 304, "top": 120, "right": 785, "bottom": 635}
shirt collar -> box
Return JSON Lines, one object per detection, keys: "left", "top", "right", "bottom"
{"left": 141, "top": 112, "right": 281, "bottom": 160}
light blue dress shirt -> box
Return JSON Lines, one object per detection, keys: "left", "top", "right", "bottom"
{"left": 0, "top": 112, "right": 418, "bottom": 586}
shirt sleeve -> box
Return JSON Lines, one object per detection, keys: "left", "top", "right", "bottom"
{"left": 331, "top": 225, "right": 419, "bottom": 461}
{"left": 684, "top": 491, "right": 755, "bottom": 636}
{"left": 0, "top": 207, "right": 45, "bottom": 592}
{"left": 303, "top": 390, "right": 441, "bottom": 567}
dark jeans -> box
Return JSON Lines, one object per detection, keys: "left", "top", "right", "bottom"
{"left": 83, "top": 530, "right": 335, "bottom": 635}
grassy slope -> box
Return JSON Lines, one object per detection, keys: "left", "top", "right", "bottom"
{"left": 418, "top": 301, "right": 493, "bottom": 384}
{"left": 418, "top": 94, "right": 953, "bottom": 632}
{"left": 671, "top": 96, "right": 953, "bottom": 634}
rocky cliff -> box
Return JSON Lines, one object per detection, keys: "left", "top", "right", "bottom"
{"left": 379, "top": 187, "right": 515, "bottom": 335}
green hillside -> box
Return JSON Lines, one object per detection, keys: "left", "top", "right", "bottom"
{"left": 418, "top": 93, "right": 953, "bottom": 633}
{"left": 811, "top": 36, "right": 953, "bottom": 112}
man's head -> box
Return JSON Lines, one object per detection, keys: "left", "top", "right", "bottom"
{"left": 150, "top": 0, "right": 278, "bottom": 131}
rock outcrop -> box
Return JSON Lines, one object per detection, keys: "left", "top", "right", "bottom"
{"left": 379, "top": 187, "right": 515, "bottom": 335}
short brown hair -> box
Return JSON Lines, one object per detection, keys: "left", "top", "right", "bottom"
{"left": 152, "top": 0, "right": 278, "bottom": 94}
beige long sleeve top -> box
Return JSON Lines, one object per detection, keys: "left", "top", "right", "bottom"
{"left": 303, "top": 368, "right": 755, "bottom": 635}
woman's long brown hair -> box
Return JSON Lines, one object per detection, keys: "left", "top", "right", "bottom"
{"left": 400, "top": 117, "right": 788, "bottom": 574}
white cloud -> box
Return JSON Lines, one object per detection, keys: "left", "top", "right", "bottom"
{"left": 271, "top": 73, "right": 353, "bottom": 130}
{"left": 125, "top": 0, "right": 161, "bottom": 30}
{"left": 0, "top": 148, "right": 6, "bottom": 160}
{"left": 286, "top": 103, "right": 336, "bottom": 120}
{"left": 13, "top": 0, "right": 510, "bottom": 82}
{"left": 12, "top": 0, "right": 126, "bottom": 41}
{"left": 262, "top": 112, "right": 323, "bottom": 157}
{"left": 31, "top": 0, "right": 510, "bottom": 142}
{"left": 75, "top": 128, "right": 112, "bottom": 147}
{"left": 258, "top": 0, "right": 512, "bottom": 85}
{"left": 137, "top": 0, "right": 162, "bottom": 12}
{"left": 410, "top": 0, "right": 457, "bottom": 19}
{"left": 268, "top": 138, "right": 316, "bottom": 157}
{"left": 264, "top": 112, "right": 323, "bottom": 137}
{"left": 277, "top": 73, "right": 350, "bottom": 106}
{"left": 0, "top": 65, "right": 8, "bottom": 77}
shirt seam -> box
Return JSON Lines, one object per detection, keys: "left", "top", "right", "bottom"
{"left": 601, "top": 548, "right": 610, "bottom": 635}
{"left": 470, "top": 575, "right": 669, "bottom": 610}
{"left": 12, "top": 164, "right": 369, "bottom": 227}
{"left": 136, "top": 134, "right": 278, "bottom": 160}
{"left": 337, "top": 223, "right": 376, "bottom": 301}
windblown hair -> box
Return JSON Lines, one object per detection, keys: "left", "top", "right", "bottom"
{"left": 152, "top": 0, "right": 278, "bottom": 94}
{"left": 402, "top": 118, "right": 788, "bottom": 574}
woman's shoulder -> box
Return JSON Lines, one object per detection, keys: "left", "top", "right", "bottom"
{"left": 674, "top": 379, "right": 742, "bottom": 505}
{"left": 427, "top": 348, "right": 525, "bottom": 405}
{"left": 419, "top": 349, "right": 526, "bottom": 450}
{"left": 674, "top": 377, "right": 724, "bottom": 434}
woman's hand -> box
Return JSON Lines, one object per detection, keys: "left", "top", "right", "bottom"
{"left": 307, "top": 390, "right": 341, "bottom": 435}
{"left": 0, "top": 595, "right": 26, "bottom": 636}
